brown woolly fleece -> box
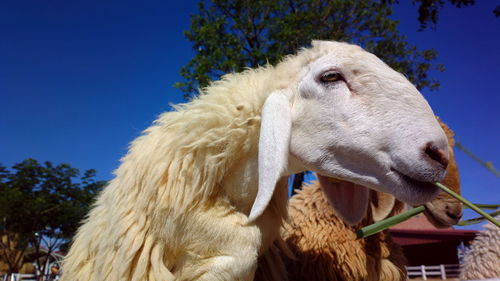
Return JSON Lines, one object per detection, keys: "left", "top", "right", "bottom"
{"left": 275, "top": 184, "right": 407, "bottom": 281}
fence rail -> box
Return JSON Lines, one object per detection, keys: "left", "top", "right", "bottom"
{"left": 1, "top": 274, "right": 35, "bottom": 281}
{"left": 406, "top": 264, "right": 460, "bottom": 280}
{"left": 1, "top": 273, "right": 59, "bottom": 281}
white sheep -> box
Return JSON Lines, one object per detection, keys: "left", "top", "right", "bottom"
{"left": 460, "top": 216, "right": 500, "bottom": 280}
{"left": 61, "top": 40, "right": 450, "bottom": 281}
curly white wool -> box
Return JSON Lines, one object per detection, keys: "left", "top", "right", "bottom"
{"left": 460, "top": 216, "right": 500, "bottom": 280}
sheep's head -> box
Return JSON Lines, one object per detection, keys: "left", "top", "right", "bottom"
{"left": 251, "top": 41, "right": 449, "bottom": 224}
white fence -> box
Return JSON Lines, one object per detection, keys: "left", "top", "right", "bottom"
{"left": 406, "top": 264, "right": 460, "bottom": 280}
{"left": 1, "top": 274, "right": 59, "bottom": 281}
{"left": 1, "top": 274, "right": 36, "bottom": 281}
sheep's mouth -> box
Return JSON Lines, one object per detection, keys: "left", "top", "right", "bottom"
{"left": 390, "top": 167, "right": 437, "bottom": 192}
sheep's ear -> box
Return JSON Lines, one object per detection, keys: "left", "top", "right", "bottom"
{"left": 249, "top": 90, "right": 292, "bottom": 221}
{"left": 318, "top": 175, "right": 369, "bottom": 226}
{"left": 370, "top": 190, "right": 396, "bottom": 222}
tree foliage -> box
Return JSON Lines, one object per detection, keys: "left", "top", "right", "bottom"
{"left": 176, "top": 0, "right": 445, "bottom": 99}
{"left": 402, "top": 0, "right": 498, "bottom": 30}
{"left": 408, "top": 0, "right": 475, "bottom": 30}
{"left": 0, "top": 159, "right": 105, "bottom": 275}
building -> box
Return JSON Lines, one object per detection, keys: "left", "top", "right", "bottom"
{"left": 389, "top": 213, "right": 477, "bottom": 279}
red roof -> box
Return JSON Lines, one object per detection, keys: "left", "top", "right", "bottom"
{"left": 387, "top": 212, "right": 477, "bottom": 245}
{"left": 391, "top": 213, "right": 449, "bottom": 230}
{"left": 389, "top": 228, "right": 477, "bottom": 246}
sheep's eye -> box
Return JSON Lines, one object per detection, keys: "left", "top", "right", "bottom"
{"left": 320, "top": 71, "right": 343, "bottom": 83}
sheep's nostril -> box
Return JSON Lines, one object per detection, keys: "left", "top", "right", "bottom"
{"left": 424, "top": 142, "right": 449, "bottom": 168}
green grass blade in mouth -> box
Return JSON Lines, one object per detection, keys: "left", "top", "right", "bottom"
{"left": 356, "top": 205, "right": 426, "bottom": 239}
{"left": 457, "top": 210, "right": 500, "bottom": 226}
{"left": 463, "top": 203, "right": 500, "bottom": 210}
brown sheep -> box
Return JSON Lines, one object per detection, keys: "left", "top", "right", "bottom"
{"left": 255, "top": 119, "right": 462, "bottom": 281}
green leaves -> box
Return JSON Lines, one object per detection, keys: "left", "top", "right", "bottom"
{"left": 177, "top": 0, "right": 445, "bottom": 99}
{"left": 0, "top": 159, "right": 106, "bottom": 273}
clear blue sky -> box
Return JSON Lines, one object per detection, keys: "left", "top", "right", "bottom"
{"left": 1, "top": 1, "right": 498, "bottom": 229}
